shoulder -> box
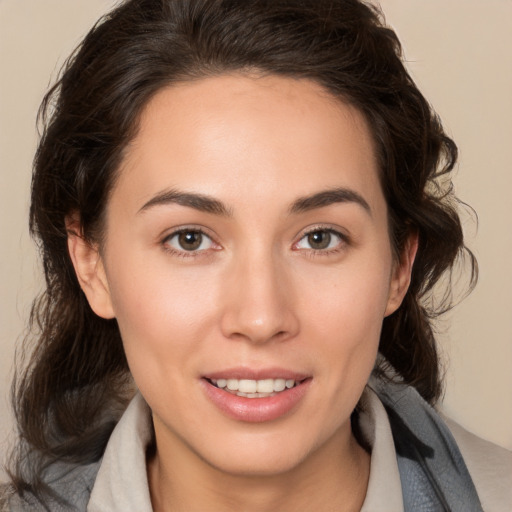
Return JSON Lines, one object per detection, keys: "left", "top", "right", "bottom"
{"left": 368, "top": 373, "right": 509, "bottom": 511}
{"left": 444, "top": 416, "right": 512, "bottom": 512}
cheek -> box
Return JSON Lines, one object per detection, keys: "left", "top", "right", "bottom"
{"left": 299, "top": 254, "right": 392, "bottom": 338}
{"left": 104, "top": 250, "right": 221, "bottom": 379}
{"left": 296, "top": 253, "right": 392, "bottom": 381}
{"left": 312, "top": 283, "right": 386, "bottom": 372}
{"left": 108, "top": 241, "right": 214, "bottom": 321}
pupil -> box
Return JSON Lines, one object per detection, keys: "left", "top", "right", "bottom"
{"left": 178, "top": 231, "right": 202, "bottom": 251}
{"left": 308, "top": 231, "right": 331, "bottom": 250}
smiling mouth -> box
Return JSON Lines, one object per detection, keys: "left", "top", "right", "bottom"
{"left": 206, "top": 377, "right": 304, "bottom": 398}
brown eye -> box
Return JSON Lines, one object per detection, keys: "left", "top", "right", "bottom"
{"left": 165, "top": 230, "right": 214, "bottom": 253}
{"left": 295, "top": 228, "right": 345, "bottom": 252}
{"left": 307, "top": 231, "right": 332, "bottom": 250}
{"left": 178, "top": 231, "right": 203, "bottom": 251}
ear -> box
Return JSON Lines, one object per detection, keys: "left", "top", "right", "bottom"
{"left": 384, "top": 231, "right": 419, "bottom": 317}
{"left": 66, "top": 214, "right": 115, "bottom": 319}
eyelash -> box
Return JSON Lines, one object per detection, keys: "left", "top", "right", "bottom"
{"left": 294, "top": 227, "right": 349, "bottom": 256}
{"left": 161, "top": 227, "right": 217, "bottom": 259}
{"left": 160, "top": 226, "right": 349, "bottom": 258}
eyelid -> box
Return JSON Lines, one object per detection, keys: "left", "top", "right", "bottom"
{"left": 161, "top": 225, "right": 221, "bottom": 256}
{"left": 293, "top": 225, "right": 349, "bottom": 252}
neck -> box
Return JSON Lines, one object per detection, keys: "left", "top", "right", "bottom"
{"left": 147, "top": 424, "right": 370, "bottom": 512}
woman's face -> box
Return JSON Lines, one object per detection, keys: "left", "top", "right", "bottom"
{"left": 75, "top": 74, "right": 414, "bottom": 476}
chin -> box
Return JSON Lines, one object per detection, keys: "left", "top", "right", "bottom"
{"left": 192, "top": 428, "right": 335, "bottom": 479}
{"left": 206, "top": 450, "right": 309, "bottom": 478}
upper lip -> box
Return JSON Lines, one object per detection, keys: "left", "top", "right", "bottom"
{"left": 202, "top": 367, "right": 310, "bottom": 381}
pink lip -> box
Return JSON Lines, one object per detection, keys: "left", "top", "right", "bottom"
{"left": 200, "top": 368, "right": 312, "bottom": 423}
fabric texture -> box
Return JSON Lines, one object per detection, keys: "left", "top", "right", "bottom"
{"left": 4, "top": 375, "right": 510, "bottom": 511}
{"left": 368, "top": 376, "right": 483, "bottom": 512}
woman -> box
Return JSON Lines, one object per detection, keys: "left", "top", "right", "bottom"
{"left": 1, "top": 0, "right": 510, "bottom": 510}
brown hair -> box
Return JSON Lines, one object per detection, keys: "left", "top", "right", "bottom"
{"left": 8, "top": 0, "right": 476, "bottom": 504}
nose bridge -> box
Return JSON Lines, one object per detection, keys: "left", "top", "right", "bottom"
{"left": 220, "top": 243, "right": 298, "bottom": 343}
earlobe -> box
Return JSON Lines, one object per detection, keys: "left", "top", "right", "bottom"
{"left": 66, "top": 215, "right": 115, "bottom": 319}
{"left": 384, "top": 232, "right": 419, "bottom": 317}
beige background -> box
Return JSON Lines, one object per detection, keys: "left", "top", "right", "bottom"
{"left": 1, "top": 0, "right": 511, "bottom": 478}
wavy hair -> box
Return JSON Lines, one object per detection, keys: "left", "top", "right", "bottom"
{"left": 8, "top": 0, "right": 476, "bottom": 504}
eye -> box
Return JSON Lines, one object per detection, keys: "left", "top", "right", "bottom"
{"left": 295, "top": 229, "right": 345, "bottom": 251}
{"left": 164, "top": 229, "right": 215, "bottom": 253}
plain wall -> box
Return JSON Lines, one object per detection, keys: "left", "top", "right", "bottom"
{"left": 1, "top": 0, "right": 511, "bottom": 480}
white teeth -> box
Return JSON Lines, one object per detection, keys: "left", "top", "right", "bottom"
{"left": 212, "top": 378, "right": 298, "bottom": 394}
{"left": 256, "top": 379, "right": 274, "bottom": 393}
{"left": 227, "top": 379, "right": 239, "bottom": 391}
{"left": 239, "top": 379, "right": 257, "bottom": 393}
{"left": 273, "top": 379, "right": 286, "bottom": 392}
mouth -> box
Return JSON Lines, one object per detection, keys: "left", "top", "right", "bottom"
{"left": 201, "top": 371, "right": 312, "bottom": 422}
{"left": 206, "top": 377, "right": 304, "bottom": 398}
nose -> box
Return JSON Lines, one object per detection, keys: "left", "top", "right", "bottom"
{"left": 219, "top": 249, "right": 299, "bottom": 344}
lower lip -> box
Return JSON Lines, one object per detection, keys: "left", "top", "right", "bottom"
{"left": 201, "top": 379, "right": 311, "bottom": 423}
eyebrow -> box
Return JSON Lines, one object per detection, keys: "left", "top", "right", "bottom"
{"left": 138, "top": 186, "right": 371, "bottom": 217}
{"left": 289, "top": 187, "right": 372, "bottom": 216}
{"left": 138, "top": 188, "right": 232, "bottom": 216}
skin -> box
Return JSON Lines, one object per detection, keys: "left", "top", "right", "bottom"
{"left": 69, "top": 74, "right": 416, "bottom": 512}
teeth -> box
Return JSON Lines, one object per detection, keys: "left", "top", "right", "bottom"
{"left": 273, "top": 379, "right": 286, "bottom": 392}
{"left": 256, "top": 379, "right": 274, "bottom": 393}
{"left": 226, "top": 379, "right": 238, "bottom": 391}
{"left": 239, "top": 379, "right": 257, "bottom": 393}
{"left": 211, "top": 378, "right": 298, "bottom": 394}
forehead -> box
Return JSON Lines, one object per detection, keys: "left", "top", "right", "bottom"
{"left": 112, "top": 73, "right": 384, "bottom": 217}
